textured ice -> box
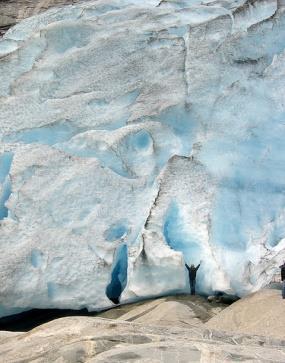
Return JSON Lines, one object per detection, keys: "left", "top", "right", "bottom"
{"left": 0, "top": 0, "right": 285, "bottom": 316}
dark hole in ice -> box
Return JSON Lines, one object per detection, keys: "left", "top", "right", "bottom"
{"left": 0, "top": 308, "right": 96, "bottom": 332}
{"left": 106, "top": 244, "right": 128, "bottom": 304}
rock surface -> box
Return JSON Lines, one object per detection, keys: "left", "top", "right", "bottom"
{"left": 1, "top": 299, "right": 285, "bottom": 362}
{"left": 206, "top": 288, "right": 285, "bottom": 340}
{"left": 1, "top": 0, "right": 285, "bottom": 316}
{"left": 1, "top": 291, "right": 285, "bottom": 362}
{"left": 99, "top": 294, "right": 226, "bottom": 328}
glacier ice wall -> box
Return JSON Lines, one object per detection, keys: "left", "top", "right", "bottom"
{"left": 0, "top": 0, "right": 285, "bottom": 316}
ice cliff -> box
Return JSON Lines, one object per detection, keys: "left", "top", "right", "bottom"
{"left": 0, "top": 0, "right": 285, "bottom": 317}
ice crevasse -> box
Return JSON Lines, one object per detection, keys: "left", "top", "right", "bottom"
{"left": 0, "top": 0, "right": 285, "bottom": 317}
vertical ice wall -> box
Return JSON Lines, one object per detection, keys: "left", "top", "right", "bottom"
{"left": 0, "top": 0, "right": 284, "bottom": 316}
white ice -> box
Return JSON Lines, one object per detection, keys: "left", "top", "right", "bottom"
{"left": 0, "top": 0, "right": 285, "bottom": 317}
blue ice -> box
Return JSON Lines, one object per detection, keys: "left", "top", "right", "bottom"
{"left": 47, "top": 282, "right": 58, "bottom": 299}
{"left": 3, "top": 120, "right": 78, "bottom": 145}
{"left": 163, "top": 201, "right": 202, "bottom": 264}
{"left": 163, "top": 201, "right": 205, "bottom": 293}
{"left": 209, "top": 113, "right": 285, "bottom": 252}
{"left": 0, "top": 152, "right": 13, "bottom": 183}
{"left": 106, "top": 244, "right": 128, "bottom": 303}
{"left": 45, "top": 23, "right": 93, "bottom": 54}
{"left": 31, "top": 249, "right": 44, "bottom": 268}
{"left": 168, "top": 26, "right": 188, "bottom": 37}
{"left": 0, "top": 152, "right": 13, "bottom": 220}
{"left": 157, "top": 105, "right": 195, "bottom": 155}
{"left": 105, "top": 222, "right": 129, "bottom": 241}
{"left": 127, "top": 130, "right": 152, "bottom": 150}
{"left": 58, "top": 143, "right": 131, "bottom": 178}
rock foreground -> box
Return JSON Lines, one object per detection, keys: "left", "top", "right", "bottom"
{"left": 1, "top": 0, "right": 285, "bottom": 316}
{"left": 206, "top": 289, "right": 285, "bottom": 340}
{"left": 97, "top": 294, "right": 227, "bottom": 328}
{"left": 1, "top": 292, "right": 285, "bottom": 362}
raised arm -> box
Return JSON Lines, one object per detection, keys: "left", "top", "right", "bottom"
{"left": 195, "top": 263, "right": 201, "bottom": 271}
{"left": 185, "top": 263, "right": 190, "bottom": 271}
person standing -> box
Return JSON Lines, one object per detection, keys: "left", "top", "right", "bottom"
{"left": 280, "top": 262, "right": 285, "bottom": 299}
{"left": 185, "top": 261, "right": 201, "bottom": 295}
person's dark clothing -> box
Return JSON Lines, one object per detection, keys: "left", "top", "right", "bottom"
{"left": 185, "top": 263, "right": 200, "bottom": 295}
{"left": 282, "top": 281, "right": 285, "bottom": 299}
{"left": 280, "top": 264, "right": 285, "bottom": 281}
{"left": 279, "top": 264, "right": 285, "bottom": 299}
{"left": 190, "top": 279, "right": 196, "bottom": 295}
{"left": 185, "top": 263, "right": 200, "bottom": 280}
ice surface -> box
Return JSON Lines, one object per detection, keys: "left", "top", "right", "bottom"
{"left": 0, "top": 152, "right": 13, "bottom": 220}
{"left": 0, "top": 0, "right": 285, "bottom": 316}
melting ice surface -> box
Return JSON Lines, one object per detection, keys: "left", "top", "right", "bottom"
{"left": 0, "top": 153, "right": 13, "bottom": 220}
{"left": 0, "top": 0, "right": 285, "bottom": 316}
{"left": 164, "top": 201, "right": 202, "bottom": 263}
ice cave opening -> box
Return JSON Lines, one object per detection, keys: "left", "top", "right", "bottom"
{"left": 106, "top": 244, "right": 128, "bottom": 304}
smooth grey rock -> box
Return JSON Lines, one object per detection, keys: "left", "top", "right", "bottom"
{"left": 104, "top": 295, "right": 226, "bottom": 328}
{"left": 206, "top": 289, "right": 285, "bottom": 340}
{"left": 1, "top": 315, "right": 285, "bottom": 362}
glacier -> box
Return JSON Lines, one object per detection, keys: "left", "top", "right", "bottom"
{"left": 0, "top": 0, "right": 285, "bottom": 317}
